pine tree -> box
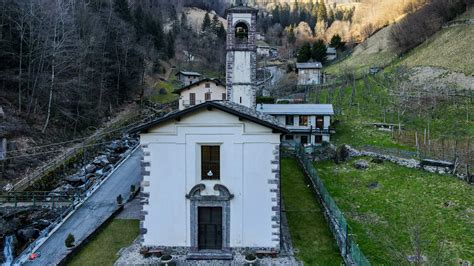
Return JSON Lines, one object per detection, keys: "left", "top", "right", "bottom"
{"left": 330, "top": 34, "right": 344, "bottom": 49}
{"left": 181, "top": 13, "right": 188, "bottom": 29}
{"left": 317, "top": 0, "right": 327, "bottom": 22}
{"left": 166, "top": 33, "right": 175, "bottom": 59}
{"left": 297, "top": 43, "right": 312, "bottom": 62}
{"left": 287, "top": 26, "right": 296, "bottom": 45}
{"left": 211, "top": 14, "right": 220, "bottom": 33}
{"left": 202, "top": 12, "right": 211, "bottom": 32}
{"left": 311, "top": 39, "right": 327, "bottom": 64}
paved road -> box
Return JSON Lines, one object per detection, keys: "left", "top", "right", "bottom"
{"left": 26, "top": 148, "right": 142, "bottom": 266}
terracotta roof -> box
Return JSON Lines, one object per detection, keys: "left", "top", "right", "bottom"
{"left": 130, "top": 101, "right": 288, "bottom": 134}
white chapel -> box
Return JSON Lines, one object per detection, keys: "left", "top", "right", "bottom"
{"left": 132, "top": 4, "right": 288, "bottom": 260}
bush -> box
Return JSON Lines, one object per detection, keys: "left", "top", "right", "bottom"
{"left": 256, "top": 96, "right": 275, "bottom": 104}
{"left": 116, "top": 194, "right": 123, "bottom": 205}
{"left": 65, "top": 233, "right": 75, "bottom": 248}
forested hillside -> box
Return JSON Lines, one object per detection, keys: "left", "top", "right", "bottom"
{"left": 0, "top": 0, "right": 177, "bottom": 134}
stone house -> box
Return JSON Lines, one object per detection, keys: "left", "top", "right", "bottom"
{"left": 296, "top": 62, "right": 323, "bottom": 85}
{"left": 174, "top": 78, "right": 227, "bottom": 110}
{"left": 176, "top": 71, "right": 202, "bottom": 86}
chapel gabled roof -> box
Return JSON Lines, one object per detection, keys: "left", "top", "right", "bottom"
{"left": 130, "top": 101, "right": 288, "bottom": 134}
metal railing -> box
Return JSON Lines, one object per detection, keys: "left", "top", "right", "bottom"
{"left": 294, "top": 144, "right": 370, "bottom": 265}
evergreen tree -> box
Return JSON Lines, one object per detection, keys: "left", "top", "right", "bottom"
{"left": 330, "top": 34, "right": 344, "bottom": 49}
{"left": 317, "top": 0, "right": 327, "bottom": 22}
{"left": 287, "top": 26, "right": 296, "bottom": 45}
{"left": 297, "top": 43, "right": 312, "bottom": 62}
{"left": 166, "top": 33, "right": 175, "bottom": 59}
{"left": 181, "top": 13, "right": 188, "bottom": 29}
{"left": 211, "top": 14, "right": 220, "bottom": 33}
{"left": 272, "top": 5, "right": 281, "bottom": 24}
{"left": 133, "top": 5, "right": 145, "bottom": 37}
{"left": 216, "top": 22, "right": 227, "bottom": 40}
{"left": 311, "top": 39, "right": 327, "bottom": 64}
{"left": 114, "top": 0, "right": 131, "bottom": 21}
{"left": 202, "top": 12, "right": 211, "bottom": 32}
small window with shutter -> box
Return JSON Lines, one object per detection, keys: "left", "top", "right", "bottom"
{"left": 201, "top": 146, "right": 220, "bottom": 180}
{"left": 205, "top": 92, "right": 211, "bottom": 101}
{"left": 222, "top": 93, "right": 226, "bottom": 100}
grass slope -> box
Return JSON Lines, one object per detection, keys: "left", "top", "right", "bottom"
{"left": 399, "top": 24, "right": 474, "bottom": 75}
{"left": 281, "top": 158, "right": 342, "bottom": 265}
{"left": 325, "top": 24, "right": 397, "bottom": 75}
{"left": 67, "top": 219, "right": 140, "bottom": 266}
{"left": 315, "top": 159, "right": 474, "bottom": 265}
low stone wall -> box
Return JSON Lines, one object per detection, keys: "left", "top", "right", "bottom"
{"left": 339, "top": 145, "right": 472, "bottom": 184}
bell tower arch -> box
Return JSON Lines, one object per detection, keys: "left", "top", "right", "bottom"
{"left": 225, "top": 4, "right": 258, "bottom": 109}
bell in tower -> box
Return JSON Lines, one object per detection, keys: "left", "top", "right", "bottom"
{"left": 225, "top": 3, "right": 258, "bottom": 109}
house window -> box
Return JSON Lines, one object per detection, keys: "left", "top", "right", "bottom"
{"left": 285, "top": 135, "right": 294, "bottom": 140}
{"left": 205, "top": 83, "right": 210, "bottom": 88}
{"left": 222, "top": 93, "right": 226, "bottom": 100}
{"left": 190, "top": 93, "right": 196, "bottom": 105}
{"left": 316, "top": 116, "right": 324, "bottom": 129}
{"left": 240, "top": 97, "right": 242, "bottom": 104}
{"left": 205, "top": 92, "right": 211, "bottom": 101}
{"left": 299, "top": 116, "right": 308, "bottom": 126}
{"left": 201, "top": 146, "right": 220, "bottom": 180}
{"left": 285, "top": 115, "right": 294, "bottom": 126}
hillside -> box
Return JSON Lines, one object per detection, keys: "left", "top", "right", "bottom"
{"left": 399, "top": 8, "right": 474, "bottom": 76}
{"left": 326, "top": 7, "right": 474, "bottom": 89}
{"left": 325, "top": 23, "right": 397, "bottom": 74}
{"left": 183, "top": 7, "right": 227, "bottom": 32}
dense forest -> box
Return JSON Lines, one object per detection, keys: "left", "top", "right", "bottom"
{"left": 0, "top": 0, "right": 221, "bottom": 137}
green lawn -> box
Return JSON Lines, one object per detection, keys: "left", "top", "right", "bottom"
{"left": 149, "top": 79, "right": 179, "bottom": 104}
{"left": 67, "top": 219, "right": 140, "bottom": 266}
{"left": 315, "top": 159, "right": 474, "bottom": 265}
{"left": 281, "top": 158, "right": 343, "bottom": 265}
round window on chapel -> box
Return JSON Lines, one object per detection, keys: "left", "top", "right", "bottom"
{"left": 235, "top": 22, "right": 249, "bottom": 41}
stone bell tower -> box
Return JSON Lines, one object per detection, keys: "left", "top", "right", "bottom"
{"left": 225, "top": 3, "right": 258, "bottom": 109}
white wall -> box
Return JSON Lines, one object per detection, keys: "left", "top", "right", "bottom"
{"left": 141, "top": 109, "right": 280, "bottom": 249}
{"left": 178, "top": 82, "right": 226, "bottom": 110}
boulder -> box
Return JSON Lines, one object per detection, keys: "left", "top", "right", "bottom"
{"left": 65, "top": 173, "right": 86, "bottom": 184}
{"left": 335, "top": 145, "right": 360, "bottom": 164}
{"left": 93, "top": 155, "right": 109, "bottom": 167}
{"left": 367, "top": 181, "right": 379, "bottom": 189}
{"left": 371, "top": 157, "right": 384, "bottom": 164}
{"left": 354, "top": 160, "right": 369, "bottom": 170}
{"left": 84, "top": 164, "right": 97, "bottom": 174}
{"left": 313, "top": 143, "right": 337, "bottom": 162}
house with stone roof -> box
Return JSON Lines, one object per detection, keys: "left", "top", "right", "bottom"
{"left": 132, "top": 4, "right": 288, "bottom": 260}
{"left": 175, "top": 71, "right": 202, "bottom": 86}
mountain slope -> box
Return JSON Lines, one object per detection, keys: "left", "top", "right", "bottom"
{"left": 399, "top": 8, "right": 474, "bottom": 76}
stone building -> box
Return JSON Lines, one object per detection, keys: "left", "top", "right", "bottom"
{"left": 174, "top": 78, "right": 226, "bottom": 110}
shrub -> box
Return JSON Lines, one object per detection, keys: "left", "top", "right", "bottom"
{"left": 116, "top": 194, "right": 123, "bottom": 205}
{"left": 256, "top": 96, "right": 275, "bottom": 104}
{"left": 65, "top": 233, "right": 75, "bottom": 248}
